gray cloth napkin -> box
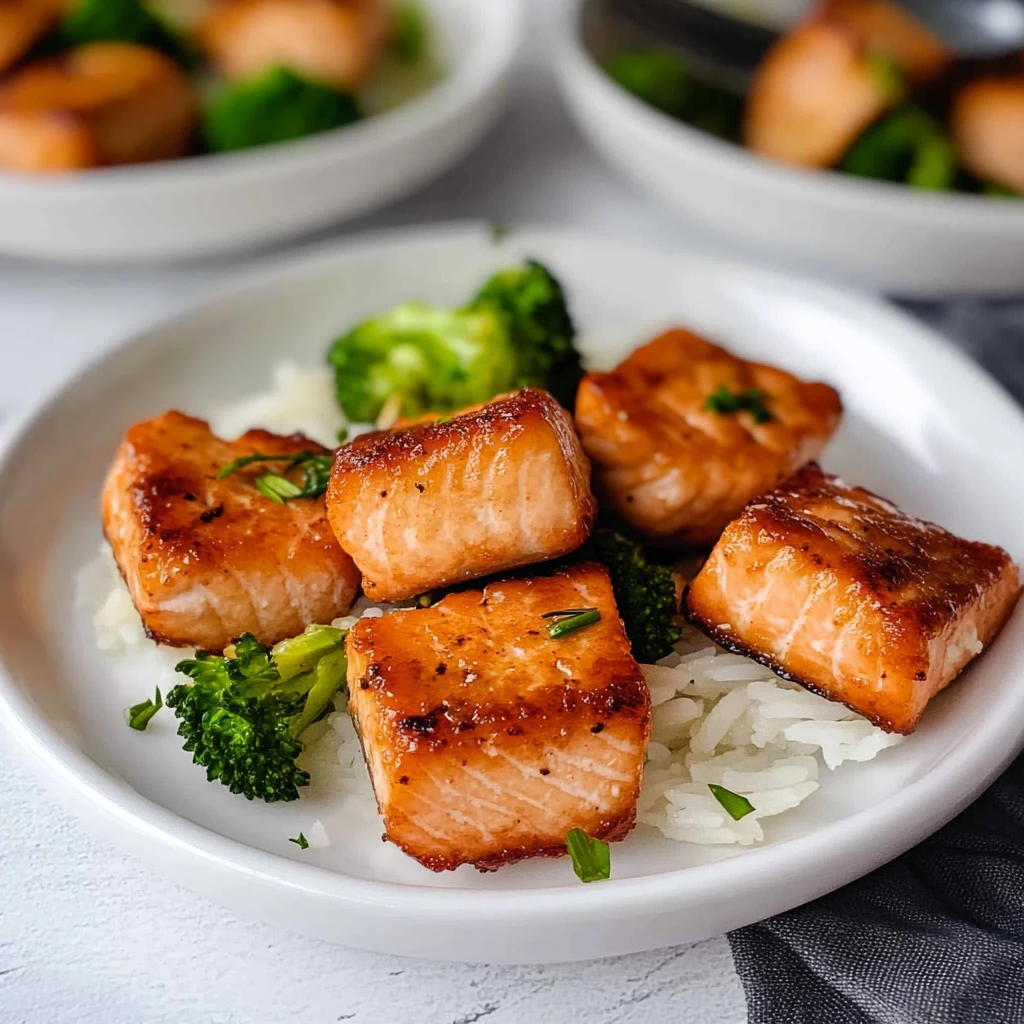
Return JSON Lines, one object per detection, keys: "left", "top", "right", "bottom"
{"left": 728, "top": 299, "right": 1024, "bottom": 1024}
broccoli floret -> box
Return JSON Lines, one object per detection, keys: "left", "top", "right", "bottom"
{"left": 605, "top": 50, "right": 690, "bottom": 118}
{"left": 202, "top": 66, "right": 362, "bottom": 154}
{"left": 166, "top": 625, "right": 348, "bottom": 802}
{"left": 576, "top": 529, "right": 681, "bottom": 664}
{"left": 604, "top": 50, "right": 743, "bottom": 140}
{"left": 326, "top": 260, "right": 583, "bottom": 423}
{"left": 470, "top": 261, "right": 582, "bottom": 407}
{"left": 328, "top": 303, "right": 516, "bottom": 423}
{"left": 841, "top": 108, "right": 956, "bottom": 191}
{"left": 59, "top": 0, "right": 195, "bottom": 64}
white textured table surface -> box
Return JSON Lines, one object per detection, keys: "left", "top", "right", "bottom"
{"left": 0, "top": 4, "right": 760, "bottom": 1021}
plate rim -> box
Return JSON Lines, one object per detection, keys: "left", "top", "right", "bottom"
{"left": 2, "top": 220, "right": 1023, "bottom": 929}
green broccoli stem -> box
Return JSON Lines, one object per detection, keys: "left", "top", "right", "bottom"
{"left": 272, "top": 624, "right": 347, "bottom": 681}
{"left": 290, "top": 647, "right": 348, "bottom": 736}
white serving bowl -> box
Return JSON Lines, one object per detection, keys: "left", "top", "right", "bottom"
{"left": 552, "top": 0, "right": 1024, "bottom": 297}
{"left": 0, "top": 0, "right": 521, "bottom": 263}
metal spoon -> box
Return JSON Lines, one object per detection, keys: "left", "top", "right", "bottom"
{"left": 602, "top": 0, "right": 777, "bottom": 88}
{"left": 896, "top": 0, "right": 1024, "bottom": 57}
{"left": 607, "top": 0, "right": 1024, "bottom": 81}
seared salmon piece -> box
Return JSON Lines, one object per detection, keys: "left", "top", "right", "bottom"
{"left": 575, "top": 329, "right": 841, "bottom": 548}
{"left": 0, "top": 0, "right": 65, "bottom": 76}
{"left": 744, "top": 19, "right": 890, "bottom": 168}
{"left": 0, "top": 44, "right": 198, "bottom": 173}
{"left": 744, "top": 1, "right": 947, "bottom": 167}
{"left": 346, "top": 563, "right": 650, "bottom": 872}
{"left": 101, "top": 411, "right": 360, "bottom": 651}
{"left": 200, "top": 0, "right": 391, "bottom": 90}
{"left": 951, "top": 77, "right": 1024, "bottom": 196}
{"left": 327, "top": 388, "right": 597, "bottom": 602}
{"left": 686, "top": 464, "right": 1021, "bottom": 734}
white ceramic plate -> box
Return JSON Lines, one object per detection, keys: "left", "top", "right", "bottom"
{"left": 0, "top": 0, "right": 519, "bottom": 263}
{"left": 1, "top": 224, "right": 1023, "bottom": 964}
{"left": 552, "top": 0, "right": 1024, "bottom": 297}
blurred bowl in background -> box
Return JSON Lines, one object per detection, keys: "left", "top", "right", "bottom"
{"left": 553, "top": 0, "right": 1024, "bottom": 296}
{"left": 0, "top": 0, "right": 521, "bottom": 264}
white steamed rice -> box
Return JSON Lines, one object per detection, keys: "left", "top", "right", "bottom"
{"left": 83, "top": 362, "right": 904, "bottom": 849}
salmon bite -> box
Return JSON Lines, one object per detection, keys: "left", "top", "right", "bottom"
{"left": 345, "top": 564, "right": 650, "bottom": 871}
{"left": 101, "top": 411, "right": 360, "bottom": 651}
{"left": 686, "top": 464, "right": 1022, "bottom": 734}
{"left": 575, "top": 329, "right": 842, "bottom": 548}
{"left": 326, "top": 389, "right": 597, "bottom": 601}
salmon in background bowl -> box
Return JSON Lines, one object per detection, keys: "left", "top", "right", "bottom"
{"left": 0, "top": 0, "right": 521, "bottom": 263}
{"left": 552, "top": 0, "right": 1024, "bottom": 296}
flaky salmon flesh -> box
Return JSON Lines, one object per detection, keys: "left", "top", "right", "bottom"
{"left": 686, "top": 464, "right": 1021, "bottom": 734}
{"left": 346, "top": 563, "right": 651, "bottom": 872}
{"left": 102, "top": 411, "right": 360, "bottom": 652}
{"left": 574, "top": 329, "right": 843, "bottom": 548}
{"left": 327, "top": 388, "right": 597, "bottom": 602}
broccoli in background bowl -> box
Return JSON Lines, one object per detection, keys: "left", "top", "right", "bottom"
{"left": 203, "top": 67, "right": 364, "bottom": 153}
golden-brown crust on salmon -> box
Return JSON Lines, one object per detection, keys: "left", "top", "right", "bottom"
{"left": 328, "top": 388, "right": 597, "bottom": 602}
{"left": 0, "top": 43, "right": 198, "bottom": 172}
{"left": 346, "top": 563, "right": 650, "bottom": 872}
{"left": 574, "top": 329, "right": 842, "bottom": 548}
{"left": 686, "top": 464, "right": 1021, "bottom": 734}
{"left": 951, "top": 76, "right": 1024, "bottom": 195}
{"left": 200, "top": 0, "right": 391, "bottom": 90}
{"left": 101, "top": 410, "right": 360, "bottom": 651}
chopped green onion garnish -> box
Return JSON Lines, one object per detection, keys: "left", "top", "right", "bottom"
{"left": 545, "top": 608, "right": 601, "bottom": 639}
{"left": 705, "top": 384, "right": 774, "bottom": 424}
{"left": 218, "top": 451, "right": 334, "bottom": 503}
{"left": 255, "top": 474, "right": 303, "bottom": 504}
{"left": 708, "top": 783, "right": 755, "bottom": 821}
{"left": 336, "top": 426, "right": 350, "bottom": 444}
{"left": 541, "top": 608, "right": 595, "bottom": 619}
{"left": 126, "top": 687, "right": 162, "bottom": 731}
{"left": 418, "top": 593, "right": 434, "bottom": 607}
{"left": 566, "top": 828, "right": 611, "bottom": 882}
{"left": 289, "top": 832, "right": 310, "bottom": 849}
{"left": 489, "top": 221, "right": 510, "bottom": 243}
{"left": 217, "top": 452, "right": 294, "bottom": 478}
